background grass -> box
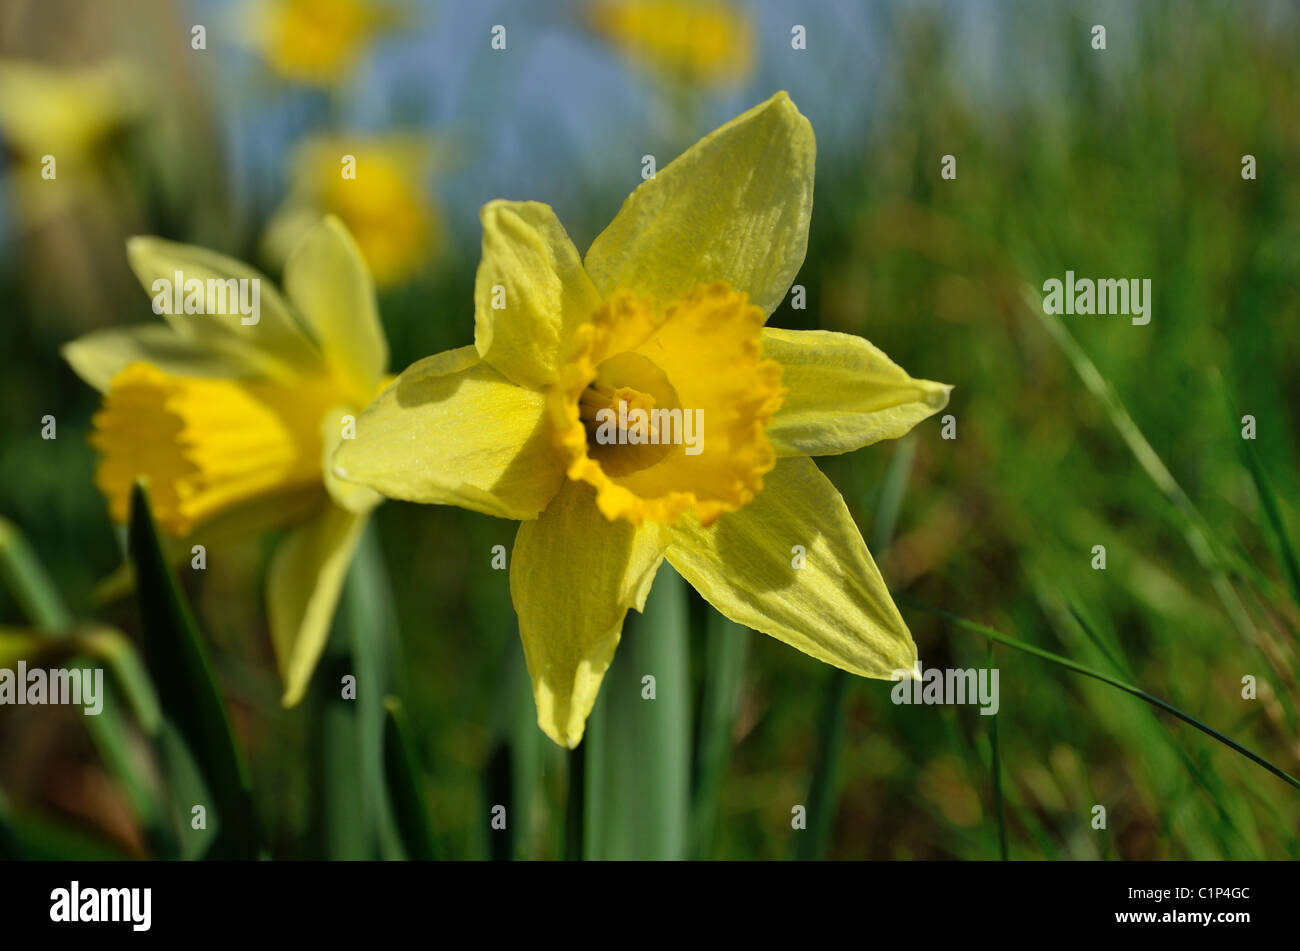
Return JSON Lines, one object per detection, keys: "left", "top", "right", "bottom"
{"left": 1, "top": 0, "right": 1298, "bottom": 859}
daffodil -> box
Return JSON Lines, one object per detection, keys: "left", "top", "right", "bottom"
{"left": 242, "top": 0, "right": 399, "bottom": 86}
{"left": 335, "top": 92, "right": 951, "bottom": 748}
{"left": 63, "top": 216, "right": 390, "bottom": 706}
{"left": 588, "top": 0, "right": 754, "bottom": 88}
{"left": 0, "top": 58, "right": 143, "bottom": 221}
{"left": 263, "top": 136, "right": 437, "bottom": 287}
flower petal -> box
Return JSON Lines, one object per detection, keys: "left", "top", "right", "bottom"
{"left": 584, "top": 91, "right": 814, "bottom": 317}
{"left": 319, "top": 405, "right": 384, "bottom": 514}
{"left": 126, "top": 235, "right": 320, "bottom": 379}
{"left": 61, "top": 324, "right": 253, "bottom": 393}
{"left": 667, "top": 456, "right": 916, "bottom": 678}
{"left": 282, "top": 215, "right": 389, "bottom": 404}
{"left": 763, "top": 328, "right": 952, "bottom": 457}
{"left": 333, "top": 346, "right": 566, "bottom": 520}
{"left": 267, "top": 504, "right": 369, "bottom": 707}
{"left": 474, "top": 200, "right": 602, "bottom": 389}
{"left": 511, "top": 478, "right": 666, "bottom": 748}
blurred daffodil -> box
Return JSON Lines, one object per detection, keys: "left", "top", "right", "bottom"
{"left": 264, "top": 136, "right": 437, "bottom": 288}
{"left": 243, "top": 0, "right": 399, "bottom": 86}
{"left": 588, "top": 0, "right": 754, "bottom": 87}
{"left": 336, "top": 92, "right": 950, "bottom": 748}
{"left": 63, "top": 217, "right": 390, "bottom": 706}
{"left": 0, "top": 58, "right": 143, "bottom": 221}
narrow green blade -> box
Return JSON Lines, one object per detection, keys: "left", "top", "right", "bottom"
{"left": 382, "top": 697, "right": 437, "bottom": 860}
{"left": 127, "top": 481, "right": 263, "bottom": 859}
{"left": 0, "top": 516, "right": 73, "bottom": 631}
{"left": 690, "top": 611, "right": 750, "bottom": 858}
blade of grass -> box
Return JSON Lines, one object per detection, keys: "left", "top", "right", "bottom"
{"left": 901, "top": 597, "right": 1300, "bottom": 793}
{"left": 1237, "top": 413, "right": 1300, "bottom": 608}
{"left": 987, "top": 642, "right": 1008, "bottom": 860}
{"left": 1022, "top": 287, "right": 1257, "bottom": 642}
{"left": 127, "top": 481, "right": 264, "bottom": 858}
{"left": 0, "top": 517, "right": 73, "bottom": 630}
{"left": 1065, "top": 599, "right": 1260, "bottom": 856}
{"left": 382, "top": 697, "right": 436, "bottom": 861}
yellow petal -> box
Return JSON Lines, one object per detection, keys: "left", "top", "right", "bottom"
{"left": 268, "top": 504, "right": 369, "bottom": 707}
{"left": 126, "top": 235, "right": 321, "bottom": 380}
{"left": 584, "top": 91, "right": 814, "bottom": 318}
{"left": 511, "top": 479, "right": 666, "bottom": 748}
{"left": 667, "top": 456, "right": 916, "bottom": 679}
{"left": 587, "top": 0, "right": 755, "bottom": 87}
{"left": 763, "top": 328, "right": 952, "bottom": 457}
{"left": 283, "top": 215, "right": 388, "bottom": 405}
{"left": 62, "top": 324, "right": 252, "bottom": 393}
{"left": 266, "top": 137, "right": 437, "bottom": 288}
{"left": 320, "top": 405, "right": 383, "bottom": 514}
{"left": 474, "top": 200, "right": 602, "bottom": 389}
{"left": 90, "top": 363, "right": 336, "bottom": 535}
{"left": 333, "top": 346, "right": 566, "bottom": 519}
{"left": 0, "top": 58, "right": 143, "bottom": 160}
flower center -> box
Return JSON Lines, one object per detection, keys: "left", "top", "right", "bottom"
{"left": 91, "top": 362, "right": 335, "bottom": 535}
{"left": 550, "top": 282, "right": 784, "bottom": 526}
{"left": 577, "top": 351, "right": 682, "bottom": 477}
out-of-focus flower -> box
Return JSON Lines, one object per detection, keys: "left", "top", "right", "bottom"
{"left": 63, "top": 217, "right": 391, "bottom": 706}
{"left": 336, "top": 93, "right": 951, "bottom": 747}
{"left": 588, "top": 0, "right": 755, "bottom": 87}
{"left": 0, "top": 58, "right": 144, "bottom": 221}
{"left": 264, "top": 136, "right": 437, "bottom": 288}
{"left": 243, "top": 0, "right": 399, "bottom": 86}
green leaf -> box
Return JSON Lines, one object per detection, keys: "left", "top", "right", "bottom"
{"left": 690, "top": 611, "right": 749, "bottom": 858}
{"left": 382, "top": 697, "right": 436, "bottom": 860}
{"left": 0, "top": 516, "right": 73, "bottom": 630}
{"left": 127, "top": 481, "right": 264, "bottom": 859}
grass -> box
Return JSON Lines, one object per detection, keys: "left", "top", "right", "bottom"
{"left": 1, "top": 1, "right": 1298, "bottom": 860}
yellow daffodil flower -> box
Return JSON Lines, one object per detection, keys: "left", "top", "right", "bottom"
{"left": 62, "top": 217, "right": 389, "bottom": 707}
{"left": 588, "top": 0, "right": 755, "bottom": 87}
{"left": 263, "top": 136, "right": 437, "bottom": 288}
{"left": 334, "top": 92, "right": 951, "bottom": 748}
{"left": 242, "top": 0, "right": 399, "bottom": 86}
{"left": 0, "top": 58, "right": 143, "bottom": 221}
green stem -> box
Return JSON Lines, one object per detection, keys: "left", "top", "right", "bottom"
{"left": 583, "top": 564, "right": 691, "bottom": 859}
